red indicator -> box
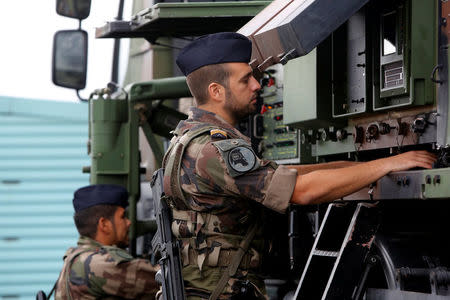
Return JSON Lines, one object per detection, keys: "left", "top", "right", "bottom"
{"left": 260, "top": 105, "right": 268, "bottom": 114}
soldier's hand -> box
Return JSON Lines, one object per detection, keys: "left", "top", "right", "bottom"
{"left": 384, "top": 150, "right": 437, "bottom": 172}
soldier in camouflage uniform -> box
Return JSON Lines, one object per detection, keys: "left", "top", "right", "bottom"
{"left": 162, "top": 32, "right": 436, "bottom": 299}
{"left": 55, "top": 184, "right": 159, "bottom": 300}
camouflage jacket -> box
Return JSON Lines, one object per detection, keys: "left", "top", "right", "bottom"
{"left": 162, "top": 107, "right": 297, "bottom": 298}
{"left": 54, "top": 236, "right": 159, "bottom": 300}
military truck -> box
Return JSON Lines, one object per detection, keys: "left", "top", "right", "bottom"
{"left": 53, "top": 0, "right": 450, "bottom": 298}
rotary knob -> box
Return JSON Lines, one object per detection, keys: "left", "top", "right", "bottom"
{"left": 379, "top": 122, "right": 395, "bottom": 135}
{"left": 365, "top": 124, "right": 379, "bottom": 142}
{"left": 320, "top": 129, "right": 337, "bottom": 142}
{"left": 336, "top": 129, "right": 349, "bottom": 141}
{"left": 411, "top": 117, "right": 427, "bottom": 134}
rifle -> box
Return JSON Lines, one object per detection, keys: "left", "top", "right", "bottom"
{"left": 151, "top": 168, "right": 186, "bottom": 300}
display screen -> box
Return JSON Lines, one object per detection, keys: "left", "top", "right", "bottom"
{"left": 382, "top": 12, "right": 397, "bottom": 56}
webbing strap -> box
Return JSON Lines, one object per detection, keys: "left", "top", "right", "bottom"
{"left": 209, "top": 221, "right": 259, "bottom": 300}
{"left": 47, "top": 283, "right": 57, "bottom": 300}
{"left": 164, "top": 126, "right": 217, "bottom": 206}
{"left": 64, "top": 248, "right": 95, "bottom": 300}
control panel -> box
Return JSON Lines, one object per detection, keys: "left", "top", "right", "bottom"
{"left": 279, "top": 0, "right": 437, "bottom": 162}
{"left": 256, "top": 65, "right": 313, "bottom": 164}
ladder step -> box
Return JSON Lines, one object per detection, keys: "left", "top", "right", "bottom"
{"left": 295, "top": 202, "right": 381, "bottom": 299}
{"left": 312, "top": 250, "right": 339, "bottom": 257}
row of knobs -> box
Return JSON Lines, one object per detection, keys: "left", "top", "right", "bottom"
{"left": 301, "top": 117, "right": 427, "bottom": 144}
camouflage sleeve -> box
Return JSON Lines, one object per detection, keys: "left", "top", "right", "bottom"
{"left": 79, "top": 251, "right": 159, "bottom": 300}
{"left": 185, "top": 137, "right": 297, "bottom": 214}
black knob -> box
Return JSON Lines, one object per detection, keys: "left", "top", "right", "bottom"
{"left": 365, "top": 124, "right": 379, "bottom": 141}
{"left": 320, "top": 130, "right": 337, "bottom": 142}
{"left": 320, "top": 130, "right": 329, "bottom": 142}
{"left": 379, "top": 122, "right": 395, "bottom": 135}
{"left": 301, "top": 133, "right": 312, "bottom": 144}
{"left": 411, "top": 117, "right": 427, "bottom": 133}
{"left": 354, "top": 126, "right": 364, "bottom": 144}
{"left": 336, "top": 129, "right": 349, "bottom": 141}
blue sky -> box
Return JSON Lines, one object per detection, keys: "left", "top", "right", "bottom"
{"left": 0, "top": 0, "right": 131, "bottom": 102}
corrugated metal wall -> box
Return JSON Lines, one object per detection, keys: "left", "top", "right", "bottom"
{"left": 0, "top": 97, "right": 90, "bottom": 300}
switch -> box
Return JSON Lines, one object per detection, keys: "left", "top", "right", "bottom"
{"left": 274, "top": 115, "right": 283, "bottom": 121}
{"left": 365, "top": 124, "right": 380, "bottom": 141}
{"left": 411, "top": 117, "right": 427, "bottom": 134}
{"left": 320, "top": 129, "right": 337, "bottom": 142}
{"left": 379, "top": 122, "right": 395, "bottom": 135}
{"left": 354, "top": 126, "right": 365, "bottom": 144}
{"left": 336, "top": 129, "right": 349, "bottom": 141}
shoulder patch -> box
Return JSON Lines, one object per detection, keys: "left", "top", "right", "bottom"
{"left": 212, "top": 139, "right": 260, "bottom": 177}
{"left": 228, "top": 146, "right": 256, "bottom": 172}
{"left": 210, "top": 129, "right": 228, "bottom": 139}
{"left": 103, "top": 246, "right": 134, "bottom": 265}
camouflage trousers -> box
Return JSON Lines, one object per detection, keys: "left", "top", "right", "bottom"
{"left": 182, "top": 265, "right": 268, "bottom": 300}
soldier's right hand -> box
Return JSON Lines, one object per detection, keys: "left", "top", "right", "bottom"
{"left": 384, "top": 150, "right": 437, "bottom": 173}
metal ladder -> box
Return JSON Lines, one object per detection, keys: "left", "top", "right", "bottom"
{"left": 293, "top": 202, "right": 381, "bottom": 300}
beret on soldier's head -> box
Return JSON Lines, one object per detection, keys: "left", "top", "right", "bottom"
{"left": 176, "top": 32, "right": 252, "bottom": 76}
{"left": 73, "top": 184, "right": 128, "bottom": 212}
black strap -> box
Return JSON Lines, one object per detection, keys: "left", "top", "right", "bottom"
{"left": 209, "top": 221, "right": 259, "bottom": 300}
{"left": 36, "top": 280, "right": 57, "bottom": 300}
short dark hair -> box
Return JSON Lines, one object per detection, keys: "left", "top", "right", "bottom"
{"left": 186, "top": 63, "right": 230, "bottom": 105}
{"left": 73, "top": 204, "right": 117, "bottom": 239}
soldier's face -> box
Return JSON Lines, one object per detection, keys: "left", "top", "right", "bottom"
{"left": 111, "top": 207, "right": 131, "bottom": 248}
{"left": 223, "top": 63, "right": 261, "bottom": 121}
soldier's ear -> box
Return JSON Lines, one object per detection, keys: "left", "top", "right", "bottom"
{"left": 97, "top": 217, "right": 113, "bottom": 234}
{"left": 207, "top": 82, "right": 225, "bottom": 103}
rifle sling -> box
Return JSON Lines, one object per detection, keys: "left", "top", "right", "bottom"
{"left": 209, "top": 221, "right": 259, "bottom": 300}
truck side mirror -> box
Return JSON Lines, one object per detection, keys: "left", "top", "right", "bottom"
{"left": 52, "top": 30, "right": 88, "bottom": 90}
{"left": 56, "top": 0, "right": 91, "bottom": 20}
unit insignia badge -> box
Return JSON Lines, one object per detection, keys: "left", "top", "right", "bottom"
{"left": 210, "top": 129, "right": 228, "bottom": 139}
{"left": 228, "top": 147, "right": 256, "bottom": 173}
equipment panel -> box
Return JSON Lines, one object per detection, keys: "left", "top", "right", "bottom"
{"left": 278, "top": 0, "right": 438, "bottom": 161}
{"left": 257, "top": 65, "right": 313, "bottom": 164}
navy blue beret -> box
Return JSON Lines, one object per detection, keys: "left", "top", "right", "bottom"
{"left": 176, "top": 32, "right": 252, "bottom": 76}
{"left": 73, "top": 184, "right": 128, "bottom": 212}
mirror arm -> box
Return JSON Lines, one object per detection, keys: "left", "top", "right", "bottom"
{"left": 76, "top": 90, "right": 88, "bottom": 102}
{"left": 111, "top": 0, "right": 125, "bottom": 84}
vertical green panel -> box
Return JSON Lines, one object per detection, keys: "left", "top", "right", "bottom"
{"left": 90, "top": 98, "right": 129, "bottom": 186}
{"left": 152, "top": 38, "right": 174, "bottom": 79}
{"left": 284, "top": 49, "right": 317, "bottom": 126}
{"left": 89, "top": 97, "right": 140, "bottom": 241}
{"left": 375, "top": 0, "right": 436, "bottom": 110}
{"left": 410, "top": 0, "right": 436, "bottom": 106}
{"left": 123, "top": 0, "right": 154, "bottom": 86}
{"left": 283, "top": 39, "right": 342, "bottom": 130}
